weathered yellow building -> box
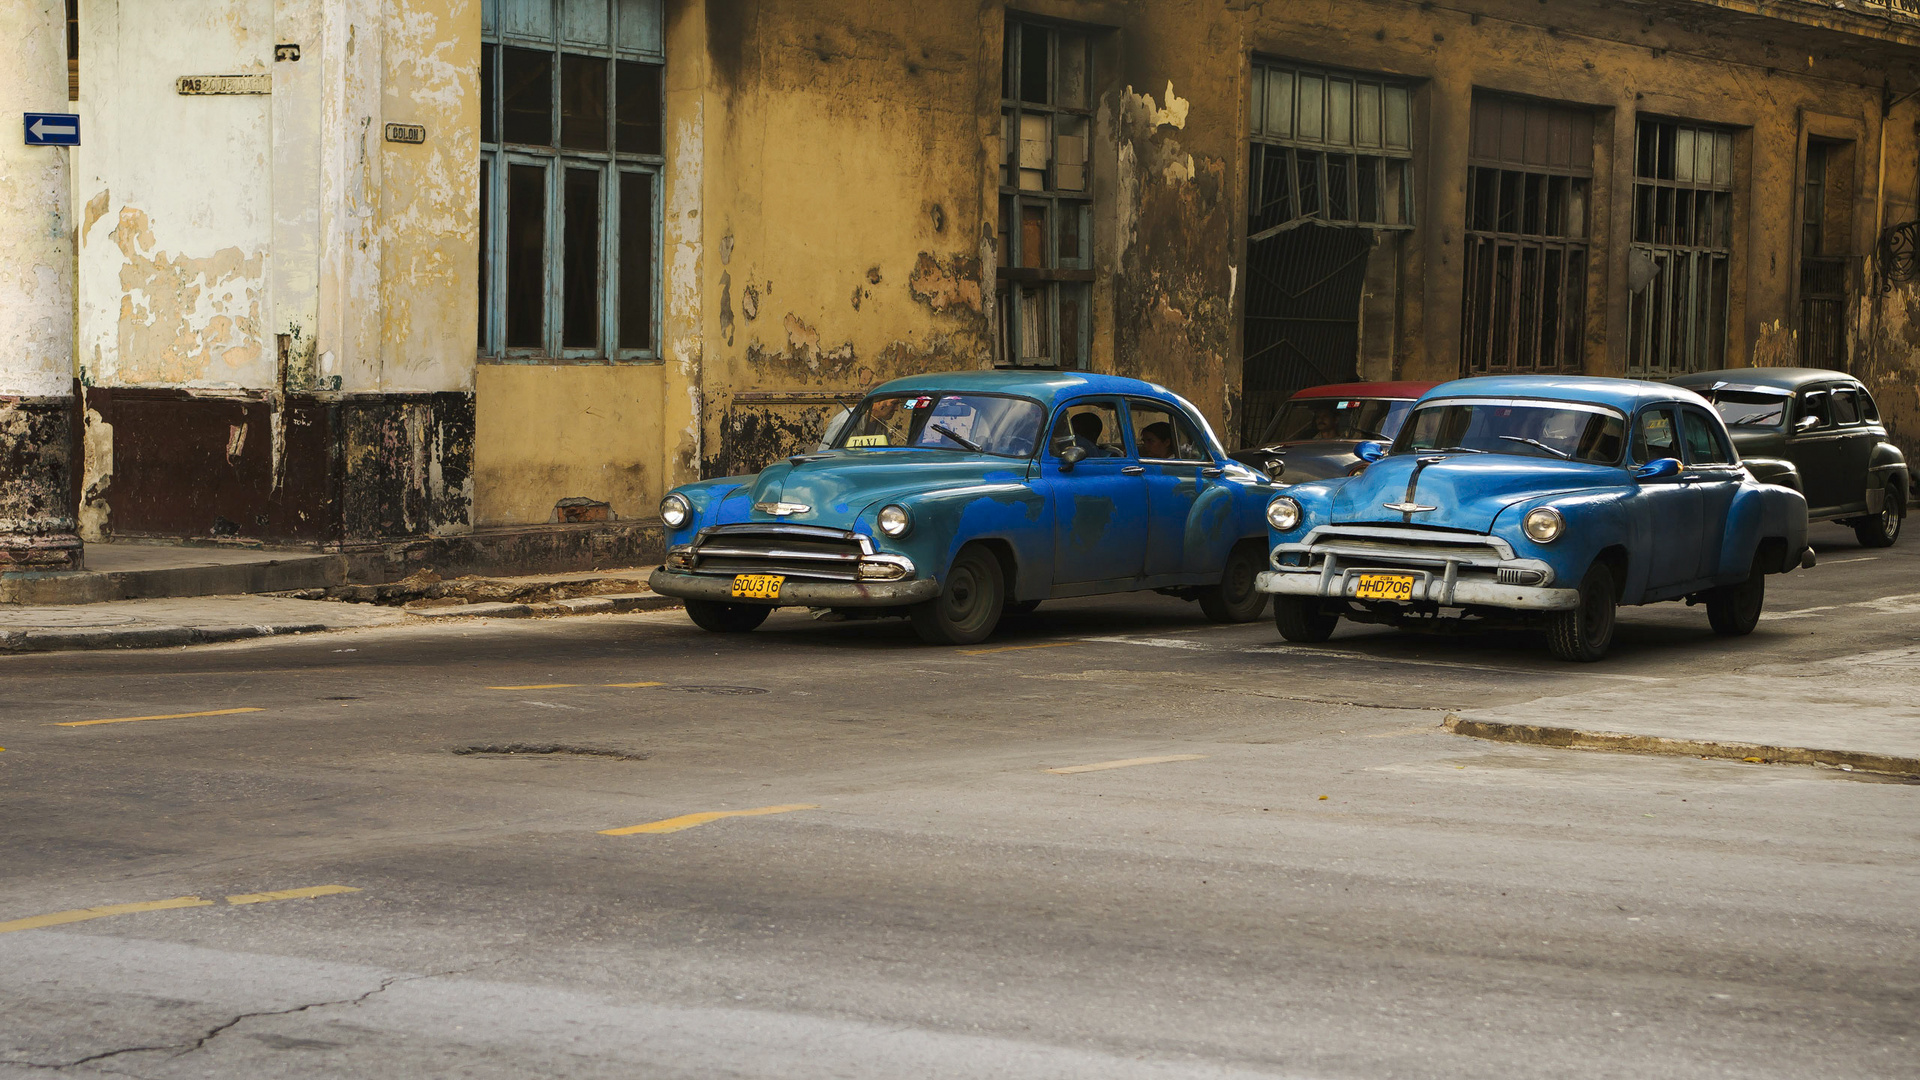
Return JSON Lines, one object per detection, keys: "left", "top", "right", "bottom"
{"left": 1, "top": 0, "right": 1915, "bottom": 568}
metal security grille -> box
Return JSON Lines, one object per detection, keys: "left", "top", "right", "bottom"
{"left": 1460, "top": 95, "right": 1594, "bottom": 376}
{"left": 1627, "top": 120, "right": 1734, "bottom": 376}
{"left": 1240, "top": 226, "right": 1375, "bottom": 445}
{"left": 1801, "top": 257, "right": 1848, "bottom": 368}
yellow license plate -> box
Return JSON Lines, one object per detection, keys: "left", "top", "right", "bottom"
{"left": 730, "top": 574, "right": 783, "bottom": 600}
{"left": 1353, "top": 573, "right": 1416, "bottom": 601}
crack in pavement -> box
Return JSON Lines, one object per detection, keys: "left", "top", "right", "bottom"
{"left": 0, "top": 969, "right": 461, "bottom": 1073}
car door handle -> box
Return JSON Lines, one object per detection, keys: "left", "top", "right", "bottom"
{"left": 1200, "top": 467, "right": 1224, "bottom": 478}
{"left": 1121, "top": 465, "right": 1146, "bottom": 475}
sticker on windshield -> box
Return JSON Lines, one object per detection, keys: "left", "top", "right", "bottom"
{"left": 845, "top": 434, "right": 890, "bottom": 447}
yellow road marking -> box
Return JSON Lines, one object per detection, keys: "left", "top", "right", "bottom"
{"left": 489, "top": 683, "right": 580, "bottom": 690}
{"left": 1047, "top": 754, "right": 1208, "bottom": 775}
{"left": 54, "top": 707, "right": 263, "bottom": 728}
{"left": 225, "top": 884, "right": 361, "bottom": 905}
{"left": 0, "top": 895, "right": 213, "bottom": 934}
{"left": 602, "top": 682, "right": 665, "bottom": 688}
{"left": 959, "top": 642, "right": 1077, "bottom": 656}
{"left": 600, "top": 803, "right": 818, "bottom": 836}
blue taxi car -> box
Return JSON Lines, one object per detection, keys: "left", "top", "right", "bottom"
{"left": 648, "top": 371, "right": 1277, "bottom": 644}
{"left": 1255, "top": 376, "right": 1813, "bottom": 661}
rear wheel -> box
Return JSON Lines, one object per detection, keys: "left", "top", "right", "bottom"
{"left": 684, "top": 599, "right": 772, "bottom": 633}
{"left": 1198, "top": 542, "right": 1270, "bottom": 623}
{"left": 910, "top": 546, "right": 1005, "bottom": 645}
{"left": 1705, "top": 554, "right": 1765, "bottom": 636}
{"left": 1545, "top": 562, "right": 1616, "bottom": 662}
{"left": 1853, "top": 481, "right": 1904, "bottom": 548}
{"left": 1273, "top": 596, "right": 1339, "bottom": 643}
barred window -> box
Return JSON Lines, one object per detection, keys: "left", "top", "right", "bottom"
{"left": 1247, "top": 62, "right": 1413, "bottom": 236}
{"left": 479, "top": 0, "right": 664, "bottom": 362}
{"left": 995, "top": 19, "right": 1094, "bottom": 369}
{"left": 1628, "top": 119, "right": 1735, "bottom": 376}
{"left": 1460, "top": 94, "right": 1594, "bottom": 376}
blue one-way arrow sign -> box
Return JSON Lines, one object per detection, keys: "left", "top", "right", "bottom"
{"left": 23, "top": 113, "right": 80, "bottom": 146}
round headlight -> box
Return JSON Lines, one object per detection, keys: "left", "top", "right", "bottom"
{"left": 1267, "top": 496, "right": 1302, "bottom": 532}
{"left": 660, "top": 493, "right": 691, "bottom": 529}
{"left": 1522, "top": 506, "right": 1565, "bottom": 544}
{"left": 877, "top": 504, "right": 912, "bottom": 537}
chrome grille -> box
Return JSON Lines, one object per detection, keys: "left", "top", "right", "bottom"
{"left": 1293, "top": 524, "right": 1514, "bottom": 569}
{"left": 686, "top": 524, "right": 870, "bottom": 581}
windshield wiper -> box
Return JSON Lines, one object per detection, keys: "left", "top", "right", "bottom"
{"left": 931, "top": 424, "right": 983, "bottom": 453}
{"left": 1730, "top": 411, "right": 1779, "bottom": 426}
{"left": 1425, "top": 445, "right": 1488, "bottom": 454}
{"left": 1498, "top": 435, "right": 1572, "bottom": 459}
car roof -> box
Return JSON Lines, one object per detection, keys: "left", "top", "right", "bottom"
{"left": 866, "top": 369, "right": 1186, "bottom": 412}
{"left": 1291, "top": 381, "right": 1437, "bottom": 400}
{"left": 1416, "top": 375, "right": 1709, "bottom": 411}
{"left": 1670, "top": 367, "right": 1858, "bottom": 392}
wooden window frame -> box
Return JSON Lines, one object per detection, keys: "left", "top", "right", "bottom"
{"left": 1627, "top": 118, "right": 1735, "bottom": 378}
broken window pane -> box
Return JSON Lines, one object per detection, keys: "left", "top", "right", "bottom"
{"left": 1020, "top": 25, "right": 1048, "bottom": 104}
{"left": 1057, "top": 202, "right": 1085, "bottom": 268}
{"left": 503, "top": 47, "right": 553, "bottom": 146}
{"left": 618, "top": 171, "right": 653, "bottom": 351}
{"left": 615, "top": 60, "right": 661, "bottom": 154}
{"left": 1054, "top": 115, "right": 1088, "bottom": 191}
{"left": 1021, "top": 202, "right": 1047, "bottom": 268}
{"left": 1056, "top": 33, "right": 1088, "bottom": 110}
{"left": 561, "top": 53, "right": 608, "bottom": 151}
{"left": 506, "top": 163, "right": 547, "bottom": 349}
{"left": 1019, "top": 286, "right": 1049, "bottom": 363}
{"left": 563, "top": 167, "right": 601, "bottom": 350}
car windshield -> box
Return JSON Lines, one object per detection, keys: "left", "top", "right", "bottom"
{"left": 1263, "top": 397, "right": 1413, "bottom": 444}
{"left": 1394, "top": 398, "right": 1627, "bottom": 464}
{"left": 833, "top": 392, "right": 1044, "bottom": 458}
{"left": 1698, "top": 387, "right": 1790, "bottom": 428}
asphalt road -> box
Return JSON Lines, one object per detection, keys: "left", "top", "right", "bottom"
{"left": 2, "top": 522, "right": 1916, "bottom": 1079}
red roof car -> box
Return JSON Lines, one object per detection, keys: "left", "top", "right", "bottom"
{"left": 1231, "top": 381, "right": 1439, "bottom": 483}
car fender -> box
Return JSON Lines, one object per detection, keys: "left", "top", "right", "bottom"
{"left": 662, "top": 477, "right": 755, "bottom": 545}
{"left": 1867, "top": 441, "right": 1909, "bottom": 492}
{"left": 1720, "top": 478, "right": 1809, "bottom": 576}
{"left": 1741, "top": 456, "right": 1802, "bottom": 493}
{"left": 1491, "top": 489, "right": 1635, "bottom": 596}
{"left": 861, "top": 484, "right": 1050, "bottom": 598}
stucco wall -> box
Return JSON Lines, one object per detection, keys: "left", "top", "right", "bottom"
{"left": 473, "top": 365, "right": 665, "bottom": 525}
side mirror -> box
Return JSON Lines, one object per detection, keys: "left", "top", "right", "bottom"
{"left": 1057, "top": 445, "right": 1088, "bottom": 471}
{"left": 1633, "top": 457, "right": 1682, "bottom": 481}
{"left": 1262, "top": 459, "right": 1287, "bottom": 482}
{"left": 1354, "top": 440, "right": 1388, "bottom": 463}
{"left": 1794, "top": 415, "right": 1820, "bottom": 433}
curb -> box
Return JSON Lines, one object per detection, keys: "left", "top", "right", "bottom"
{"left": 0, "top": 623, "right": 331, "bottom": 654}
{"left": 1444, "top": 715, "right": 1920, "bottom": 780}
{"left": 404, "top": 592, "right": 680, "bottom": 619}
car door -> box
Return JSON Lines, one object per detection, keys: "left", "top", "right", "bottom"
{"left": 1829, "top": 386, "right": 1875, "bottom": 514}
{"left": 1678, "top": 405, "right": 1743, "bottom": 581}
{"left": 1127, "top": 398, "right": 1229, "bottom": 578}
{"left": 1788, "top": 388, "right": 1845, "bottom": 516}
{"left": 1631, "top": 404, "right": 1703, "bottom": 592}
{"left": 1041, "top": 398, "right": 1149, "bottom": 586}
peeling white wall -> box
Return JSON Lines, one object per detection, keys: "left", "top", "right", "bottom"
{"left": 76, "top": 0, "right": 276, "bottom": 390}
{"left": 0, "top": 0, "right": 75, "bottom": 398}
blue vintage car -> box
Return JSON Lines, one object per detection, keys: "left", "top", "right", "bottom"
{"left": 649, "top": 371, "right": 1278, "bottom": 644}
{"left": 1254, "top": 376, "right": 1813, "bottom": 661}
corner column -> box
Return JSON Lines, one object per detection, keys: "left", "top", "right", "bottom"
{"left": 0, "top": 0, "right": 82, "bottom": 571}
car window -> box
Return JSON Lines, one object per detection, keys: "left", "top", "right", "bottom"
{"left": 1796, "top": 391, "right": 1831, "bottom": 430}
{"left": 1832, "top": 389, "right": 1861, "bottom": 425}
{"left": 1266, "top": 397, "right": 1405, "bottom": 443}
{"left": 1396, "top": 400, "right": 1624, "bottom": 464}
{"left": 1048, "top": 400, "right": 1128, "bottom": 459}
{"left": 836, "top": 393, "right": 1045, "bottom": 457}
{"left": 1128, "top": 400, "right": 1207, "bottom": 462}
{"left": 1680, "top": 408, "right": 1733, "bottom": 465}
{"left": 1860, "top": 390, "right": 1880, "bottom": 422}
{"left": 1632, "top": 407, "right": 1681, "bottom": 464}
{"left": 1703, "top": 388, "right": 1787, "bottom": 428}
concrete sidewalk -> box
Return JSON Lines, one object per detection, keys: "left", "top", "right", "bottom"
{"left": 1447, "top": 646, "right": 1920, "bottom": 778}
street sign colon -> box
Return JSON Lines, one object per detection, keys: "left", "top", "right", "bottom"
{"left": 23, "top": 113, "right": 79, "bottom": 146}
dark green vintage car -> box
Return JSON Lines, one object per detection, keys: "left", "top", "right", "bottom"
{"left": 1671, "top": 368, "right": 1908, "bottom": 547}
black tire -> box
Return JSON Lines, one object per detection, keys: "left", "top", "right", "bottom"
{"left": 1705, "top": 555, "right": 1765, "bottom": 636}
{"left": 910, "top": 546, "right": 1005, "bottom": 645}
{"left": 1853, "top": 481, "right": 1904, "bottom": 548}
{"left": 1005, "top": 600, "right": 1042, "bottom": 616}
{"left": 1545, "top": 562, "right": 1616, "bottom": 662}
{"left": 684, "top": 599, "right": 772, "bottom": 633}
{"left": 1273, "top": 596, "right": 1339, "bottom": 643}
{"left": 1198, "top": 542, "right": 1271, "bottom": 623}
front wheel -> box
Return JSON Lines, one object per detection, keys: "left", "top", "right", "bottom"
{"left": 1545, "top": 562, "right": 1616, "bottom": 662}
{"left": 910, "top": 546, "right": 1005, "bottom": 645}
{"left": 1273, "top": 596, "right": 1339, "bottom": 642}
{"left": 1853, "top": 481, "right": 1904, "bottom": 548}
{"left": 1705, "top": 555, "right": 1765, "bottom": 636}
{"left": 684, "top": 599, "right": 772, "bottom": 633}
{"left": 1198, "top": 543, "right": 1270, "bottom": 623}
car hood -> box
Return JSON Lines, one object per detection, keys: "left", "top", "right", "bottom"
{"left": 1329, "top": 453, "right": 1626, "bottom": 532}
{"left": 1233, "top": 439, "right": 1366, "bottom": 483}
{"left": 744, "top": 449, "right": 1027, "bottom": 525}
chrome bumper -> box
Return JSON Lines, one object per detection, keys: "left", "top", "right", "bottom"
{"left": 649, "top": 568, "right": 940, "bottom": 608}
{"left": 1256, "top": 570, "right": 1579, "bottom": 611}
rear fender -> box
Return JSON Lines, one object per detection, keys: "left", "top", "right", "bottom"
{"left": 1741, "top": 457, "right": 1802, "bottom": 493}
{"left": 1719, "top": 481, "right": 1808, "bottom": 577}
